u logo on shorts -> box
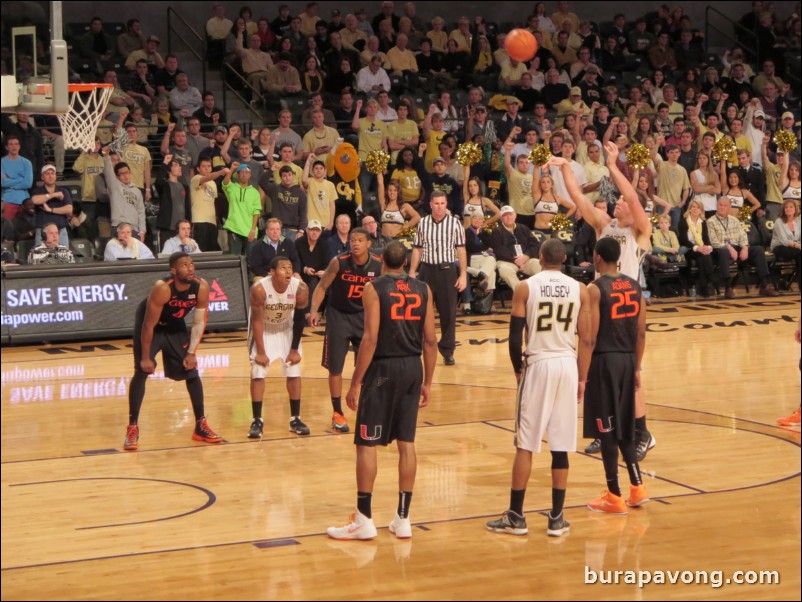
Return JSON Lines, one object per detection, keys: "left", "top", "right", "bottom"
{"left": 596, "top": 416, "right": 615, "bottom": 433}
{"left": 360, "top": 424, "right": 382, "bottom": 440}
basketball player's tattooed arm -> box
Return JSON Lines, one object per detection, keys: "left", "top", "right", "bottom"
{"left": 548, "top": 155, "right": 609, "bottom": 233}
{"left": 307, "top": 256, "right": 340, "bottom": 326}
{"left": 420, "top": 285, "right": 437, "bottom": 408}
{"left": 249, "top": 282, "right": 270, "bottom": 367}
{"left": 288, "top": 282, "right": 309, "bottom": 365}
{"left": 576, "top": 283, "right": 593, "bottom": 402}
{"left": 508, "top": 280, "right": 530, "bottom": 384}
{"left": 346, "top": 283, "right": 380, "bottom": 411}
{"left": 184, "top": 280, "right": 209, "bottom": 370}
{"left": 140, "top": 281, "right": 171, "bottom": 373}
{"left": 635, "top": 293, "right": 647, "bottom": 391}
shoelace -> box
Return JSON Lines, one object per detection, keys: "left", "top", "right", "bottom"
{"left": 126, "top": 425, "right": 138, "bottom": 441}
{"left": 336, "top": 513, "right": 357, "bottom": 528}
{"left": 198, "top": 418, "right": 217, "bottom": 437}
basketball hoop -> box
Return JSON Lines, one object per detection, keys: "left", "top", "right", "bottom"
{"left": 22, "top": 82, "right": 115, "bottom": 153}
{"left": 59, "top": 83, "right": 115, "bottom": 153}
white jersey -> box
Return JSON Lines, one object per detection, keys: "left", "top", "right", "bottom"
{"left": 257, "top": 275, "right": 300, "bottom": 333}
{"left": 525, "top": 270, "right": 581, "bottom": 360}
{"left": 599, "top": 219, "right": 647, "bottom": 280}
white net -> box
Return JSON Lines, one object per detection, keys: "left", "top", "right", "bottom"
{"left": 57, "top": 85, "right": 114, "bottom": 153}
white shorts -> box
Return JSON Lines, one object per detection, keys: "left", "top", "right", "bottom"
{"left": 249, "top": 328, "right": 302, "bottom": 378}
{"left": 514, "top": 355, "right": 578, "bottom": 453}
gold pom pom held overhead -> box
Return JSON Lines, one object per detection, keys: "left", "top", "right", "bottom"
{"left": 773, "top": 130, "right": 798, "bottom": 154}
{"left": 549, "top": 212, "right": 571, "bottom": 232}
{"left": 456, "top": 142, "right": 483, "bottom": 166}
{"left": 712, "top": 137, "right": 737, "bottom": 164}
{"left": 364, "top": 150, "right": 391, "bottom": 174}
{"left": 528, "top": 144, "right": 552, "bottom": 167}
{"left": 625, "top": 144, "right": 650, "bottom": 170}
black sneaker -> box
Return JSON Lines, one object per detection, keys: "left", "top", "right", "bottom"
{"left": 486, "top": 510, "right": 528, "bottom": 535}
{"left": 636, "top": 433, "right": 656, "bottom": 462}
{"left": 585, "top": 438, "right": 601, "bottom": 454}
{"left": 289, "top": 417, "right": 310, "bottom": 436}
{"left": 546, "top": 512, "right": 570, "bottom": 537}
{"left": 248, "top": 417, "right": 263, "bottom": 439}
{"left": 444, "top": 356, "right": 455, "bottom": 366}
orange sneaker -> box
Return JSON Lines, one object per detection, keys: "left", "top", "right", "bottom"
{"left": 192, "top": 417, "right": 223, "bottom": 443}
{"left": 332, "top": 412, "right": 350, "bottom": 433}
{"left": 626, "top": 484, "right": 651, "bottom": 508}
{"left": 777, "top": 407, "right": 801, "bottom": 427}
{"left": 587, "top": 490, "right": 628, "bottom": 515}
{"left": 123, "top": 424, "right": 139, "bottom": 450}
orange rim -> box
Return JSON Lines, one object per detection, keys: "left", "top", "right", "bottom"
{"left": 67, "top": 83, "right": 114, "bottom": 92}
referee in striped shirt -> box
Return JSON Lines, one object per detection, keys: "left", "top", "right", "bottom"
{"left": 409, "top": 191, "right": 467, "bottom": 366}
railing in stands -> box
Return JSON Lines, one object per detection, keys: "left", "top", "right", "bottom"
{"left": 166, "top": 7, "right": 206, "bottom": 93}
{"left": 221, "top": 62, "right": 266, "bottom": 122}
{"left": 705, "top": 6, "right": 800, "bottom": 92}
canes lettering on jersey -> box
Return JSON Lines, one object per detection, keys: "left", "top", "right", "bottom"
{"left": 328, "top": 253, "right": 383, "bottom": 313}
{"left": 158, "top": 277, "right": 201, "bottom": 330}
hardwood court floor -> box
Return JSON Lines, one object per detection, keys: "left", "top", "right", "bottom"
{"left": 1, "top": 292, "right": 800, "bottom": 601}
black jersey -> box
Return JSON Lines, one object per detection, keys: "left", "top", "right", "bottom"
{"left": 328, "top": 252, "right": 383, "bottom": 314}
{"left": 592, "top": 273, "right": 642, "bottom": 354}
{"left": 373, "top": 275, "right": 429, "bottom": 359}
{"left": 146, "top": 277, "right": 202, "bottom": 332}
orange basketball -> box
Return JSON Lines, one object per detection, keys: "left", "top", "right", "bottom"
{"left": 505, "top": 28, "right": 538, "bottom": 62}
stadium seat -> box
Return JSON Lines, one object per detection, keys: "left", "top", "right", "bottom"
{"left": 16, "top": 240, "right": 35, "bottom": 265}
{"left": 69, "top": 238, "right": 96, "bottom": 263}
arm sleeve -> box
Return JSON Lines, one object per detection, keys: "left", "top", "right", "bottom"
{"left": 508, "top": 315, "right": 526, "bottom": 374}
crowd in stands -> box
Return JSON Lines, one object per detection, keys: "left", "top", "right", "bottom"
{"left": 1, "top": 1, "right": 800, "bottom": 302}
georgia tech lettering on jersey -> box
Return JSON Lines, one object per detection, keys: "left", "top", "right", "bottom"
{"left": 608, "top": 235, "right": 628, "bottom": 245}
{"left": 264, "top": 302, "right": 295, "bottom": 312}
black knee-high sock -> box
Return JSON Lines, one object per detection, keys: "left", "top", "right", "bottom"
{"left": 509, "top": 489, "right": 526, "bottom": 516}
{"left": 552, "top": 489, "right": 566, "bottom": 517}
{"left": 397, "top": 491, "right": 413, "bottom": 518}
{"left": 619, "top": 439, "right": 642, "bottom": 486}
{"left": 290, "top": 399, "right": 301, "bottom": 417}
{"left": 252, "top": 401, "right": 263, "bottom": 419}
{"left": 128, "top": 372, "right": 148, "bottom": 424}
{"left": 357, "top": 491, "right": 372, "bottom": 518}
{"left": 186, "top": 377, "right": 204, "bottom": 420}
{"left": 331, "top": 396, "right": 343, "bottom": 414}
{"left": 635, "top": 416, "right": 649, "bottom": 442}
{"left": 600, "top": 435, "right": 621, "bottom": 496}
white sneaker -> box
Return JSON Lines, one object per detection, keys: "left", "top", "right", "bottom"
{"left": 388, "top": 513, "right": 412, "bottom": 539}
{"left": 327, "top": 511, "right": 378, "bottom": 540}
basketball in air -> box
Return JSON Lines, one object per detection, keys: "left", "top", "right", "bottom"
{"left": 505, "top": 28, "right": 538, "bottom": 62}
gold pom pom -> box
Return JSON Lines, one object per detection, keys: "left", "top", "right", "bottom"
{"left": 625, "top": 144, "right": 650, "bottom": 170}
{"left": 482, "top": 220, "right": 497, "bottom": 234}
{"left": 528, "top": 144, "right": 552, "bottom": 167}
{"left": 649, "top": 213, "right": 660, "bottom": 227}
{"left": 712, "top": 137, "right": 737, "bottom": 164}
{"left": 773, "top": 130, "right": 798, "bottom": 154}
{"left": 549, "top": 212, "right": 571, "bottom": 232}
{"left": 738, "top": 205, "right": 753, "bottom": 223}
{"left": 397, "top": 225, "right": 417, "bottom": 240}
{"left": 456, "top": 142, "right": 483, "bottom": 166}
{"left": 364, "top": 149, "right": 391, "bottom": 174}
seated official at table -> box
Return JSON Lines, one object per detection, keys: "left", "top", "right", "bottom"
{"left": 104, "top": 222, "right": 155, "bottom": 261}
{"left": 161, "top": 220, "right": 202, "bottom": 255}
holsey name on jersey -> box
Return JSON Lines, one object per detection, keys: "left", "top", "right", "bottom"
{"left": 539, "top": 284, "right": 573, "bottom": 298}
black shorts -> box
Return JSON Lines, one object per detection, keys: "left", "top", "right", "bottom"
{"left": 132, "top": 303, "right": 198, "bottom": 381}
{"left": 354, "top": 356, "right": 423, "bottom": 447}
{"left": 583, "top": 352, "right": 636, "bottom": 441}
{"left": 322, "top": 306, "right": 364, "bottom": 373}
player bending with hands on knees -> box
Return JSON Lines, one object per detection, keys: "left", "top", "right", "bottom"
{"left": 124, "top": 252, "right": 221, "bottom": 450}
{"left": 547, "top": 144, "right": 656, "bottom": 462}
{"left": 487, "top": 239, "right": 593, "bottom": 537}
{"left": 248, "top": 256, "right": 310, "bottom": 438}
{"left": 327, "top": 241, "right": 437, "bottom": 541}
